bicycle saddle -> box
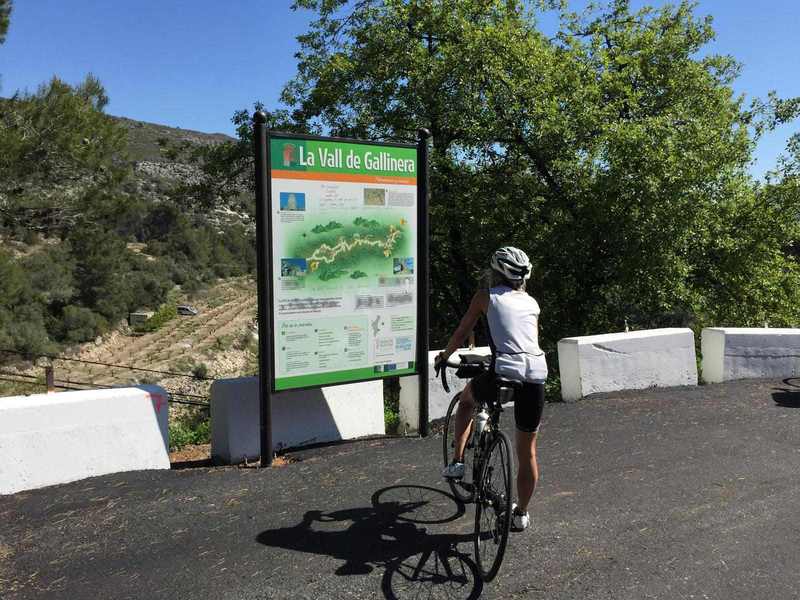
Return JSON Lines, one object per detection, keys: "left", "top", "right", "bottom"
{"left": 495, "top": 377, "right": 523, "bottom": 390}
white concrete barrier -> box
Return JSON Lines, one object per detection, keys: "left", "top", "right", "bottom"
{"left": 557, "top": 328, "right": 697, "bottom": 401}
{"left": 701, "top": 327, "right": 800, "bottom": 383}
{"left": 0, "top": 386, "right": 169, "bottom": 495}
{"left": 211, "top": 377, "right": 385, "bottom": 463}
{"left": 398, "top": 347, "right": 492, "bottom": 431}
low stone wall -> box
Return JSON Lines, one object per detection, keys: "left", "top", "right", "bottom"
{"left": 557, "top": 328, "right": 698, "bottom": 401}
{"left": 701, "top": 327, "right": 800, "bottom": 383}
{"left": 0, "top": 386, "right": 169, "bottom": 495}
{"left": 210, "top": 377, "right": 385, "bottom": 463}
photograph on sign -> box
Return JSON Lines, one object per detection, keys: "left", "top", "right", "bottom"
{"left": 268, "top": 136, "right": 419, "bottom": 391}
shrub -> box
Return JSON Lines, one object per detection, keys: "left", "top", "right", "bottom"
{"left": 134, "top": 302, "right": 177, "bottom": 333}
{"left": 383, "top": 377, "right": 401, "bottom": 434}
{"left": 191, "top": 362, "right": 209, "bottom": 380}
{"left": 169, "top": 409, "right": 210, "bottom": 451}
{"left": 61, "top": 305, "right": 107, "bottom": 343}
{"left": 170, "top": 356, "right": 194, "bottom": 374}
{"left": 212, "top": 335, "right": 234, "bottom": 352}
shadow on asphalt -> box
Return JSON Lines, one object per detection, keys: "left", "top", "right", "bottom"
{"left": 256, "top": 485, "right": 484, "bottom": 600}
{"left": 771, "top": 378, "right": 800, "bottom": 407}
{"left": 772, "top": 390, "right": 800, "bottom": 407}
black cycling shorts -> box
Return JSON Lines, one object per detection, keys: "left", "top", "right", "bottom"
{"left": 470, "top": 370, "right": 545, "bottom": 433}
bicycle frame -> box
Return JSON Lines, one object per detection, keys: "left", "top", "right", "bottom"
{"left": 471, "top": 387, "right": 512, "bottom": 487}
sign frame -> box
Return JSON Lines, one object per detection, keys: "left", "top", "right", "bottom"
{"left": 253, "top": 116, "right": 431, "bottom": 464}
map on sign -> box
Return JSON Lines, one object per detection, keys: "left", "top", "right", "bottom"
{"left": 269, "top": 136, "right": 419, "bottom": 391}
{"left": 286, "top": 216, "right": 409, "bottom": 287}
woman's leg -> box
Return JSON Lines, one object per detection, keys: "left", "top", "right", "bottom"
{"left": 515, "top": 430, "right": 538, "bottom": 511}
{"left": 452, "top": 382, "right": 476, "bottom": 461}
{"left": 513, "top": 382, "right": 545, "bottom": 512}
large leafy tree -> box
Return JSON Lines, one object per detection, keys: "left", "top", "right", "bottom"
{"left": 278, "top": 0, "right": 800, "bottom": 349}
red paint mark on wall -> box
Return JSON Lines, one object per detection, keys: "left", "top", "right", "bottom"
{"left": 150, "top": 393, "right": 165, "bottom": 413}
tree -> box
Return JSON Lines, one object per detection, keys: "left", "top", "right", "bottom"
{"left": 0, "top": 0, "right": 11, "bottom": 46}
{"left": 279, "top": 0, "right": 800, "bottom": 348}
{"left": 0, "top": 248, "right": 51, "bottom": 355}
{"left": 0, "top": 75, "right": 127, "bottom": 236}
{"left": 0, "top": 75, "right": 124, "bottom": 184}
{"left": 67, "top": 224, "right": 135, "bottom": 323}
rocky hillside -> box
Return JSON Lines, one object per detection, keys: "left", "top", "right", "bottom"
{"left": 113, "top": 115, "right": 233, "bottom": 163}
{"left": 0, "top": 81, "right": 257, "bottom": 361}
{"left": 112, "top": 115, "right": 240, "bottom": 206}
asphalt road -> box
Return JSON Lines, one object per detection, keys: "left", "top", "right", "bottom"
{"left": 2, "top": 378, "right": 800, "bottom": 599}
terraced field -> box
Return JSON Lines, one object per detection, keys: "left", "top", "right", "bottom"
{"left": 51, "top": 277, "right": 259, "bottom": 398}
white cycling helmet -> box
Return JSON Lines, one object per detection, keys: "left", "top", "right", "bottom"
{"left": 490, "top": 246, "right": 532, "bottom": 282}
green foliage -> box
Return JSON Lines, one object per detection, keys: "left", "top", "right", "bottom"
{"left": 61, "top": 305, "right": 107, "bottom": 343}
{"left": 145, "top": 204, "right": 256, "bottom": 284}
{"left": 191, "top": 362, "right": 209, "bottom": 379}
{"left": 235, "top": 329, "right": 258, "bottom": 354}
{"left": 0, "top": 379, "right": 42, "bottom": 397}
{"left": 134, "top": 302, "right": 177, "bottom": 333}
{"left": 278, "top": 0, "right": 800, "bottom": 355}
{"left": 169, "top": 409, "right": 211, "bottom": 451}
{"left": 544, "top": 376, "right": 562, "bottom": 403}
{"left": 384, "top": 404, "right": 400, "bottom": 435}
{"left": 0, "top": 0, "right": 11, "bottom": 46}
{"left": 383, "top": 376, "right": 401, "bottom": 434}
{"left": 170, "top": 356, "right": 194, "bottom": 374}
{"left": 212, "top": 334, "right": 234, "bottom": 352}
{"left": 0, "top": 249, "right": 51, "bottom": 356}
{"left": 0, "top": 76, "right": 125, "bottom": 193}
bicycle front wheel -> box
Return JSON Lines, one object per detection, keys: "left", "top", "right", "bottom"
{"left": 474, "top": 429, "right": 513, "bottom": 582}
{"left": 442, "top": 392, "right": 475, "bottom": 503}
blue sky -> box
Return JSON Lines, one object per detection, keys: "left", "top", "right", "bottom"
{"left": 1, "top": 0, "right": 797, "bottom": 177}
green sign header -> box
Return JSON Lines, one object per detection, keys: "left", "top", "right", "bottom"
{"left": 271, "top": 137, "right": 417, "bottom": 178}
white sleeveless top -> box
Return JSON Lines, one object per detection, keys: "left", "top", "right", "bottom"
{"left": 487, "top": 286, "right": 548, "bottom": 383}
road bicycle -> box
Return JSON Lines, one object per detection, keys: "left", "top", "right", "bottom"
{"left": 435, "top": 353, "right": 520, "bottom": 582}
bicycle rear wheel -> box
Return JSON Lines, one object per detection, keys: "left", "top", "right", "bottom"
{"left": 442, "top": 392, "right": 475, "bottom": 503}
{"left": 474, "top": 429, "right": 513, "bottom": 582}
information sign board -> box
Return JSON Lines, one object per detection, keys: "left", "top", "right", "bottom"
{"left": 267, "top": 134, "right": 420, "bottom": 391}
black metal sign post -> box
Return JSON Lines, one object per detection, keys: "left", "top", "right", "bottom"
{"left": 253, "top": 111, "right": 273, "bottom": 467}
{"left": 417, "top": 128, "right": 431, "bottom": 437}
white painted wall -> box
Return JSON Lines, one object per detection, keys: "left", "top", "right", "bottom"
{"left": 0, "top": 386, "right": 169, "bottom": 496}
{"left": 557, "top": 328, "right": 698, "bottom": 401}
{"left": 701, "top": 327, "right": 800, "bottom": 383}
{"left": 398, "top": 347, "right": 492, "bottom": 431}
{"left": 211, "top": 377, "right": 385, "bottom": 463}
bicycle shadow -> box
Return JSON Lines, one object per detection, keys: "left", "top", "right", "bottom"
{"left": 256, "top": 485, "right": 484, "bottom": 600}
{"left": 772, "top": 378, "right": 800, "bottom": 407}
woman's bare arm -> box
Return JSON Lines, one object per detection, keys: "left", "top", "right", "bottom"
{"left": 438, "top": 290, "right": 489, "bottom": 362}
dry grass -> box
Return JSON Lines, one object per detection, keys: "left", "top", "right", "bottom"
{"left": 169, "top": 443, "right": 211, "bottom": 464}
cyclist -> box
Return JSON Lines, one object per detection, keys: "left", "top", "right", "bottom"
{"left": 435, "top": 247, "right": 547, "bottom": 533}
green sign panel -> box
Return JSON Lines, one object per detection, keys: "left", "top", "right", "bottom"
{"left": 269, "top": 135, "right": 419, "bottom": 391}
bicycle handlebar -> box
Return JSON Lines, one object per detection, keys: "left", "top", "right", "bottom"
{"left": 434, "top": 355, "right": 487, "bottom": 394}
